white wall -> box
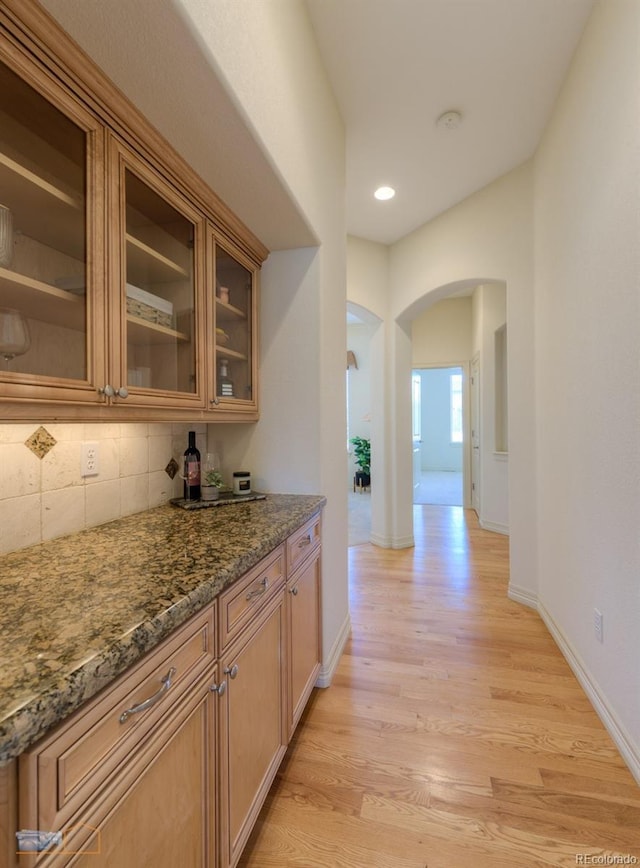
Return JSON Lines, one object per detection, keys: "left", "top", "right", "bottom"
{"left": 472, "top": 283, "right": 508, "bottom": 533}
{"left": 534, "top": 0, "right": 640, "bottom": 774}
{"left": 412, "top": 296, "right": 473, "bottom": 365}
{"left": 347, "top": 236, "right": 389, "bottom": 321}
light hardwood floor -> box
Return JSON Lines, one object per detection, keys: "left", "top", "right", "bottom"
{"left": 239, "top": 506, "right": 640, "bottom": 867}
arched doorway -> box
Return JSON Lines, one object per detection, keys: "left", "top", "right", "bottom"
{"left": 346, "top": 301, "right": 382, "bottom": 546}
{"left": 399, "top": 279, "right": 508, "bottom": 539}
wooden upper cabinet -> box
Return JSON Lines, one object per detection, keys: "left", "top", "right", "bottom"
{"left": 210, "top": 232, "right": 259, "bottom": 415}
{"left": 0, "top": 3, "right": 266, "bottom": 421}
{"left": 0, "top": 51, "right": 106, "bottom": 404}
{"left": 108, "top": 138, "right": 206, "bottom": 409}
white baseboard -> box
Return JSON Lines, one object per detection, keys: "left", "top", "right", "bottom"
{"left": 369, "top": 532, "right": 415, "bottom": 549}
{"left": 480, "top": 519, "right": 509, "bottom": 535}
{"left": 509, "top": 593, "right": 640, "bottom": 785}
{"left": 537, "top": 601, "right": 640, "bottom": 785}
{"left": 508, "top": 583, "right": 538, "bottom": 609}
{"left": 316, "top": 611, "right": 351, "bottom": 688}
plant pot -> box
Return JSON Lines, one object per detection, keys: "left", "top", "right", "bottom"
{"left": 354, "top": 471, "right": 371, "bottom": 491}
{"left": 201, "top": 485, "right": 220, "bottom": 501}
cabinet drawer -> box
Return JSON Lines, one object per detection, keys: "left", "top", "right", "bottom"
{"left": 286, "top": 513, "right": 321, "bottom": 576}
{"left": 20, "top": 605, "right": 216, "bottom": 833}
{"left": 218, "top": 546, "right": 285, "bottom": 651}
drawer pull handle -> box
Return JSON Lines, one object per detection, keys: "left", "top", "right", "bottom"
{"left": 224, "top": 664, "right": 239, "bottom": 679}
{"left": 298, "top": 534, "right": 312, "bottom": 548}
{"left": 246, "top": 577, "right": 268, "bottom": 601}
{"left": 119, "top": 667, "right": 176, "bottom": 724}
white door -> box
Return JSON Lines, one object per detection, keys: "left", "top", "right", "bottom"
{"left": 411, "top": 373, "right": 422, "bottom": 494}
{"left": 470, "top": 356, "right": 480, "bottom": 514}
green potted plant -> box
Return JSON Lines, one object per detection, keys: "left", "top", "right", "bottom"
{"left": 201, "top": 468, "right": 224, "bottom": 501}
{"left": 350, "top": 436, "right": 371, "bottom": 490}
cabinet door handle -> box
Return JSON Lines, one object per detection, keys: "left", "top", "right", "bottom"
{"left": 210, "top": 680, "right": 226, "bottom": 696}
{"left": 290, "top": 586, "right": 299, "bottom": 596}
{"left": 119, "top": 667, "right": 176, "bottom": 724}
{"left": 224, "top": 664, "right": 239, "bottom": 679}
{"left": 98, "top": 385, "right": 128, "bottom": 400}
{"left": 246, "top": 577, "right": 268, "bottom": 601}
{"left": 298, "top": 534, "right": 312, "bottom": 548}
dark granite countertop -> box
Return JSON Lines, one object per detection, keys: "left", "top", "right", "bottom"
{"left": 0, "top": 493, "right": 325, "bottom": 765}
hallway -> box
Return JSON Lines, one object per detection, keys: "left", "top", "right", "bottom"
{"left": 414, "top": 470, "right": 463, "bottom": 506}
{"left": 348, "top": 471, "right": 464, "bottom": 547}
{"left": 240, "top": 506, "right": 640, "bottom": 866}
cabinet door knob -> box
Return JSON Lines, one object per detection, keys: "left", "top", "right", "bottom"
{"left": 210, "top": 681, "right": 226, "bottom": 696}
{"left": 290, "top": 586, "right": 299, "bottom": 596}
{"left": 99, "top": 384, "right": 116, "bottom": 398}
{"left": 119, "top": 667, "right": 176, "bottom": 723}
{"left": 115, "top": 386, "right": 129, "bottom": 399}
{"left": 210, "top": 397, "right": 220, "bottom": 406}
{"left": 224, "top": 664, "right": 239, "bottom": 679}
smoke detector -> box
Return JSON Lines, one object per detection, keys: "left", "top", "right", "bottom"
{"left": 436, "top": 110, "right": 462, "bottom": 131}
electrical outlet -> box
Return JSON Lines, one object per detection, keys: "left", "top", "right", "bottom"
{"left": 81, "top": 441, "right": 99, "bottom": 477}
{"left": 594, "top": 608, "right": 603, "bottom": 643}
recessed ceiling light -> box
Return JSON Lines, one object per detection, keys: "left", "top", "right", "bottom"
{"left": 374, "top": 186, "right": 395, "bottom": 201}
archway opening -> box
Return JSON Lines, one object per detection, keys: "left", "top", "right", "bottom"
{"left": 346, "top": 301, "right": 382, "bottom": 546}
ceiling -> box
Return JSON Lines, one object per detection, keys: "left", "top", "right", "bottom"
{"left": 41, "top": 0, "right": 595, "bottom": 251}
{"left": 306, "top": 0, "right": 596, "bottom": 245}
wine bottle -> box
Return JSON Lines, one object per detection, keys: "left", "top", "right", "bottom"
{"left": 183, "top": 430, "right": 201, "bottom": 500}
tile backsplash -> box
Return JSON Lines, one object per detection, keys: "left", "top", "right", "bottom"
{"left": 0, "top": 422, "right": 207, "bottom": 555}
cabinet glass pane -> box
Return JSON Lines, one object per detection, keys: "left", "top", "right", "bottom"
{"left": 215, "top": 248, "right": 252, "bottom": 401}
{"left": 0, "top": 60, "right": 87, "bottom": 380}
{"left": 125, "top": 170, "right": 196, "bottom": 394}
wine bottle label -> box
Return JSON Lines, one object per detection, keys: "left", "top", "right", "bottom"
{"left": 185, "top": 457, "right": 200, "bottom": 485}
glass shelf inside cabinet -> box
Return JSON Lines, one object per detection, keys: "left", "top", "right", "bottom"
{"left": 215, "top": 247, "right": 253, "bottom": 401}
{"left": 124, "top": 169, "right": 196, "bottom": 393}
{"left": 0, "top": 59, "right": 88, "bottom": 380}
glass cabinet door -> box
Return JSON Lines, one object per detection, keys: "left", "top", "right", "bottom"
{"left": 213, "top": 239, "right": 257, "bottom": 408}
{"left": 0, "top": 55, "right": 103, "bottom": 398}
{"left": 113, "top": 143, "right": 204, "bottom": 406}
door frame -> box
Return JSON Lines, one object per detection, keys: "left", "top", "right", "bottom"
{"left": 411, "top": 362, "right": 471, "bottom": 508}
{"left": 470, "top": 354, "right": 480, "bottom": 514}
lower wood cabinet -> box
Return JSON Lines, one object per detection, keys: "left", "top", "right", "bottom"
{"left": 218, "top": 591, "right": 287, "bottom": 868}
{"left": 69, "top": 666, "right": 218, "bottom": 868}
{"left": 17, "top": 609, "right": 218, "bottom": 868}
{"left": 287, "top": 544, "right": 322, "bottom": 739}
{"left": 13, "top": 513, "right": 322, "bottom": 868}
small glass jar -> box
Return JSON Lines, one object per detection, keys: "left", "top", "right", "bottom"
{"left": 233, "top": 471, "right": 251, "bottom": 495}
